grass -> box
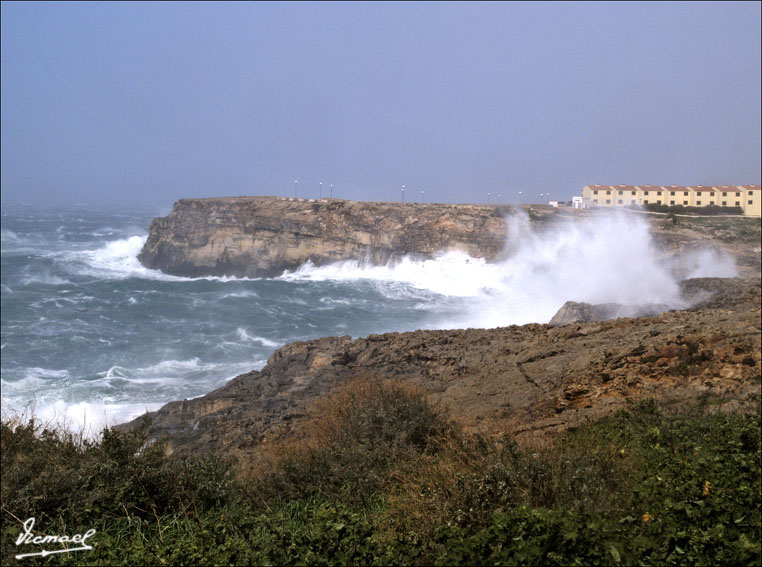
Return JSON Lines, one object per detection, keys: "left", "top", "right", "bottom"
{"left": 2, "top": 380, "right": 760, "bottom": 565}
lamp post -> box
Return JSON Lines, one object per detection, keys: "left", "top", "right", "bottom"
{"left": 487, "top": 192, "right": 491, "bottom": 204}
{"left": 294, "top": 180, "right": 298, "bottom": 198}
{"left": 319, "top": 182, "right": 323, "bottom": 199}
{"left": 518, "top": 191, "right": 523, "bottom": 204}
{"left": 497, "top": 193, "right": 502, "bottom": 204}
{"left": 421, "top": 190, "right": 424, "bottom": 203}
{"left": 402, "top": 185, "right": 406, "bottom": 203}
{"left": 330, "top": 184, "right": 333, "bottom": 198}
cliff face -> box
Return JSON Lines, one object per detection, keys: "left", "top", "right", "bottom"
{"left": 138, "top": 197, "right": 508, "bottom": 278}
{"left": 125, "top": 278, "right": 761, "bottom": 463}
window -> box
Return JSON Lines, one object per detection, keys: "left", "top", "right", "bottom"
{"left": 736, "top": 192, "right": 741, "bottom": 197}
{"left": 643, "top": 191, "right": 649, "bottom": 195}
{"left": 722, "top": 192, "right": 727, "bottom": 196}
{"left": 593, "top": 190, "right": 598, "bottom": 195}
{"left": 735, "top": 201, "right": 740, "bottom": 206}
{"left": 683, "top": 201, "right": 688, "bottom": 205}
{"left": 749, "top": 200, "right": 754, "bottom": 205}
{"left": 606, "top": 190, "right": 611, "bottom": 195}
{"left": 709, "top": 192, "right": 714, "bottom": 197}
{"left": 670, "top": 191, "right": 676, "bottom": 196}
{"left": 606, "top": 199, "right": 611, "bottom": 204}
{"left": 697, "top": 201, "right": 702, "bottom": 205}
{"left": 631, "top": 191, "right": 636, "bottom": 195}
{"left": 722, "top": 201, "right": 727, "bottom": 206}
{"left": 657, "top": 191, "right": 662, "bottom": 196}
{"left": 670, "top": 200, "right": 675, "bottom": 205}
{"left": 643, "top": 199, "right": 649, "bottom": 204}
{"left": 696, "top": 191, "right": 702, "bottom": 196}
{"left": 631, "top": 199, "right": 636, "bottom": 205}
{"left": 683, "top": 191, "right": 689, "bottom": 196}
{"left": 618, "top": 199, "right": 623, "bottom": 204}
{"left": 618, "top": 191, "right": 623, "bottom": 195}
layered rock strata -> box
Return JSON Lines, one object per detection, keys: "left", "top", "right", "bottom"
{"left": 139, "top": 198, "right": 761, "bottom": 279}
{"left": 138, "top": 197, "right": 508, "bottom": 278}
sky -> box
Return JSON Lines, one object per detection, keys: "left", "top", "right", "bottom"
{"left": 1, "top": 1, "right": 760, "bottom": 209}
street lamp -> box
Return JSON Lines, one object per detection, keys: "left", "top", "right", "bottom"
{"left": 402, "top": 185, "right": 406, "bottom": 203}
{"left": 497, "top": 193, "right": 502, "bottom": 204}
{"left": 421, "top": 190, "right": 424, "bottom": 203}
{"left": 319, "top": 182, "right": 323, "bottom": 199}
{"left": 294, "top": 180, "right": 298, "bottom": 198}
{"left": 487, "top": 192, "right": 491, "bottom": 204}
{"left": 330, "top": 184, "right": 333, "bottom": 198}
{"left": 518, "top": 191, "right": 523, "bottom": 204}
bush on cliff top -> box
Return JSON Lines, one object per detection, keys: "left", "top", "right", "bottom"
{"left": 1, "top": 384, "right": 760, "bottom": 566}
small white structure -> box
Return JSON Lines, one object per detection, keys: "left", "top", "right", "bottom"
{"left": 572, "top": 196, "right": 585, "bottom": 209}
{"left": 549, "top": 200, "right": 559, "bottom": 208}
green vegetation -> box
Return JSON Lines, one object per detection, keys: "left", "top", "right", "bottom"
{"left": 2, "top": 382, "right": 760, "bottom": 566}
{"left": 640, "top": 203, "right": 744, "bottom": 215}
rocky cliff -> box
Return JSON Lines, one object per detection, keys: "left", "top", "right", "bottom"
{"left": 138, "top": 198, "right": 762, "bottom": 279}
{"left": 138, "top": 197, "right": 508, "bottom": 278}
{"left": 126, "top": 278, "right": 761, "bottom": 464}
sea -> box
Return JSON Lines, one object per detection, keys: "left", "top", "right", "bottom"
{"left": 0, "top": 203, "right": 738, "bottom": 435}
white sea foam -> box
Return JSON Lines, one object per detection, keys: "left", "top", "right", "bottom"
{"left": 63, "top": 235, "right": 186, "bottom": 281}
{"left": 1, "top": 399, "right": 165, "bottom": 439}
{"left": 1, "top": 357, "right": 267, "bottom": 437}
{"left": 279, "top": 210, "right": 726, "bottom": 327}
{"left": 20, "top": 270, "right": 71, "bottom": 286}
{"left": 220, "top": 290, "right": 260, "bottom": 299}
{"left": 281, "top": 253, "right": 497, "bottom": 297}
{"left": 68, "top": 235, "right": 267, "bottom": 282}
{"left": 236, "top": 328, "right": 281, "bottom": 348}
{"left": 0, "top": 229, "right": 19, "bottom": 242}
{"left": 25, "top": 367, "right": 70, "bottom": 380}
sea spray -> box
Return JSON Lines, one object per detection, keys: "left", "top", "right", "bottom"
{"left": 285, "top": 210, "right": 737, "bottom": 328}
{"left": 1, "top": 205, "right": 740, "bottom": 436}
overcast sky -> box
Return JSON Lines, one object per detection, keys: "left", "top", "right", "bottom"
{"left": 1, "top": 1, "right": 760, "bottom": 209}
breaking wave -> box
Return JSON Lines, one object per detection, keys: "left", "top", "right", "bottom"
{"left": 281, "top": 210, "right": 734, "bottom": 327}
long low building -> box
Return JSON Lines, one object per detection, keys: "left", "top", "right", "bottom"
{"left": 579, "top": 185, "right": 761, "bottom": 217}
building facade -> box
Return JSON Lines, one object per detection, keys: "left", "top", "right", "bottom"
{"left": 580, "top": 185, "right": 761, "bottom": 217}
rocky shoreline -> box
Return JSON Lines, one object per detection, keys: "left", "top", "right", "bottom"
{"left": 125, "top": 277, "right": 761, "bottom": 466}
{"left": 129, "top": 202, "right": 761, "bottom": 462}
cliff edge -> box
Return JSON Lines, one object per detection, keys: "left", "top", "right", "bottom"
{"left": 138, "top": 197, "right": 508, "bottom": 278}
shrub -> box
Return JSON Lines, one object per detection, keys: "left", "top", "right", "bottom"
{"left": 642, "top": 203, "right": 744, "bottom": 215}
{"left": 247, "top": 377, "right": 457, "bottom": 506}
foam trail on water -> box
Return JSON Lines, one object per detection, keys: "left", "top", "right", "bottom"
{"left": 236, "top": 328, "right": 282, "bottom": 348}
{"left": 281, "top": 253, "right": 502, "bottom": 297}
